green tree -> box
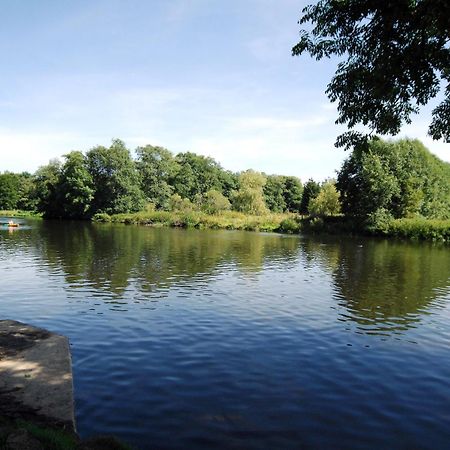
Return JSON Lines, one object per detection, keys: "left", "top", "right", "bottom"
{"left": 232, "top": 170, "right": 268, "bottom": 215}
{"left": 136, "top": 145, "right": 178, "bottom": 210}
{"left": 59, "top": 151, "right": 94, "bottom": 219}
{"left": 337, "top": 138, "right": 450, "bottom": 222}
{"left": 300, "top": 179, "right": 321, "bottom": 215}
{"left": 33, "top": 159, "right": 63, "bottom": 218}
{"left": 308, "top": 180, "right": 341, "bottom": 217}
{"left": 171, "top": 152, "right": 228, "bottom": 201}
{"left": 87, "top": 139, "right": 145, "bottom": 215}
{"left": 16, "top": 172, "right": 37, "bottom": 211}
{"left": 283, "top": 176, "right": 303, "bottom": 212}
{"left": 263, "top": 175, "right": 287, "bottom": 212}
{"left": 0, "top": 172, "right": 21, "bottom": 210}
{"left": 201, "top": 189, "right": 231, "bottom": 214}
{"left": 293, "top": 0, "right": 450, "bottom": 147}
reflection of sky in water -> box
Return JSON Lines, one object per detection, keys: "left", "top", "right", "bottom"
{"left": 1, "top": 221, "right": 450, "bottom": 449}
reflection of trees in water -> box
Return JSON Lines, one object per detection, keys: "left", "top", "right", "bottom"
{"left": 23, "top": 222, "right": 300, "bottom": 297}
{"left": 301, "top": 236, "right": 450, "bottom": 333}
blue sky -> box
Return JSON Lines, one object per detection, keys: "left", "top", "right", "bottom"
{"left": 1, "top": 0, "right": 448, "bottom": 181}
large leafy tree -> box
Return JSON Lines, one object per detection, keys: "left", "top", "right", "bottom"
{"left": 337, "top": 138, "right": 450, "bottom": 221}
{"left": 300, "top": 179, "right": 321, "bottom": 214}
{"left": 283, "top": 176, "right": 303, "bottom": 212}
{"left": 136, "top": 145, "right": 178, "bottom": 210}
{"left": 33, "top": 159, "right": 63, "bottom": 218}
{"left": 293, "top": 0, "right": 450, "bottom": 147}
{"left": 59, "top": 151, "right": 94, "bottom": 219}
{"left": 171, "top": 152, "right": 228, "bottom": 201}
{"left": 87, "top": 139, "right": 145, "bottom": 215}
{"left": 232, "top": 170, "right": 268, "bottom": 215}
{"left": 0, "top": 172, "right": 22, "bottom": 210}
{"left": 263, "top": 175, "right": 287, "bottom": 212}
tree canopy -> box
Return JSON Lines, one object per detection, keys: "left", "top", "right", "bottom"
{"left": 337, "top": 138, "right": 450, "bottom": 222}
{"left": 293, "top": 0, "right": 450, "bottom": 147}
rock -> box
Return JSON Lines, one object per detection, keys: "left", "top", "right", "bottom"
{"left": 5, "top": 429, "right": 44, "bottom": 450}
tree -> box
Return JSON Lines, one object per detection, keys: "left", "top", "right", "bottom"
{"left": 293, "top": 0, "right": 450, "bottom": 147}
{"left": 59, "top": 151, "right": 94, "bottom": 219}
{"left": 308, "top": 180, "right": 341, "bottom": 217}
{"left": 87, "top": 139, "right": 145, "bottom": 215}
{"left": 0, "top": 172, "right": 21, "bottom": 210}
{"left": 263, "top": 175, "right": 287, "bottom": 212}
{"left": 200, "top": 190, "right": 231, "bottom": 214}
{"left": 171, "top": 152, "right": 227, "bottom": 201}
{"left": 283, "top": 176, "right": 303, "bottom": 212}
{"left": 336, "top": 138, "right": 450, "bottom": 221}
{"left": 232, "top": 170, "right": 268, "bottom": 215}
{"left": 136, "top": 145, "right": 178, "bottom": 210}
{"left": 33, "top": 159, "right": 63, "bottom": 218}
{"left": 300, "top": 179, "right": 321, "bottom": 214}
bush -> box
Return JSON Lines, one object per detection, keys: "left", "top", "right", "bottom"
{"left": 92, "top": 212, "right": 111, "bottom": 222}
{"left": 277, "top": 217, "right": 300, "bottom": 234}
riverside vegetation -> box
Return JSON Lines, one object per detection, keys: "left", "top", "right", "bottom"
{"left": 1, "top": 137, "right": 449, "bottom": 241}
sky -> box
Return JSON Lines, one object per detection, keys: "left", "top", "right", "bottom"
{"left": 1, "top": 0, "right": 448, "bottom": 181}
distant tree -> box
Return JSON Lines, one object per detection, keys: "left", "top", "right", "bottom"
{"left": 300, "top": 179, "right": 321, "bottom": 214}
{"left": 293, "top": 0, "right": 450, "bottom": 147}
{"left": 168, "top": 193, "right": 195, "bottom": 212}
{"left": 171, "top": 152, "right": 227, "bottom": 201}
{"left": 201, "top": 190, "right": 231, "bottom": 214}
{"left": 33, "top": 159, "right": 63, "bottom": 218}
{"left": 136, "top": 145, "right": 178, "bottom": 210}
{"left": 87, "top": 139, "right": 145, "bottom": 215}
{"left": 16, "top": 172, "right": 37, "bottom": 211}
{"left": 0, "top": 172, "right": 21, "bottom": 210}
{"left": 59, "top": 151, "right": 94, "bottom": 219}
{"left": 308, "top": 180, "right": 341, "bottom": 217}
{"left": 232, "top": 170, "right": 268, "bottom": 215}
{"left": 337, "top": 138, "right": 450, "bottom": 221}
{"left": 264, "top": 175, "right": 287, "bottom": 212}
{"left": 283, "top": 176, "right": 303, "bottom": 212}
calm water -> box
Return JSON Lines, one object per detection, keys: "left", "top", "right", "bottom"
{"left": 1, "top": 219, "right": 450, "bottom": 449}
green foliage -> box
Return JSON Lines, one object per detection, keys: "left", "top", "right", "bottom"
{"left": 59, "top": 151, "right": 94, "bottom": 219}
{"left": 283, "top": 176, "right": 303, "bottom": 212}
{"left": 300, "top": 179, "right": 321, "bottom": 214}
{"left": 168, "top": 193, "right": 196, "bottom": 212}
{"left": 277, "top": 217, "right": 300, "bottom": 234}
{"left": 200, "top": 189, "right": 231, "bottom": 214}
{"left": 87, "top": 139, "right": 145, "bottom": 215}
{"left": 171, "top": 152, "right": 229, "bottom": 201}
{"left": 293, "top": 0, "right": 450, "bottom": 147}
{"left": 33, "top": 159, "right": 63, "bottom": 218}
{"left": 136, "top": 145, "right": 177, "bottom": 209}
{"left": 337, "top": 138, "right": 450, "bottom": 222}
{"left": 308, "top": 180, "right": 341, "bottom": 217}
{"left": 232, "top": 170, "right": 268, "bottom": 215}
{"left": 0, "top": 172, "right": 22, "bottom": 210}
{"left": 264, "top": 175, "right": 287, "bottom": 212}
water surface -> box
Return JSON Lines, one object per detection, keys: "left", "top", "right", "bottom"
{"left": 1, "top": 219, "right": 450, "bottom": 449}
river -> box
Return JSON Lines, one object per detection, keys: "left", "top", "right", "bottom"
{"left": 1, "top": 219, "right": 450, "bottom": 449}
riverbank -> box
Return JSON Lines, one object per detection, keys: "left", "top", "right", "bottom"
{"left": 92, "top": 211, "right": 450, "bottom": 242}
{"left": 0, "top": 210, "right": 42, "bottom": 218}
{"left": 92, "top": 210, "right": 301, "bottom": 233}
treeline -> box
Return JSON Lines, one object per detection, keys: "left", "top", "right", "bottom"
{"left": 0, "top": 139, "right": 338, "bottom": 219}
{"left": 1, "top": 137, "right": 449, "bottom": 240}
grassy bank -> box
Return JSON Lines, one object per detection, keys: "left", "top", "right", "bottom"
{"left": 0, "top": 210, "right": 42, "bottom": 218}
{"left": 94, "top": 210, "right": 450, "bottom": 242}
{"left": 300, "top": 216, "right": 450, "bottom": 242}
{"left": 93, "top": 210, "right": 301, "bottom": 233}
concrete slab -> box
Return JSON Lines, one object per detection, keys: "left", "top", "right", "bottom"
{"left": 0, "top": 320, "right": 75, "bottom": 431}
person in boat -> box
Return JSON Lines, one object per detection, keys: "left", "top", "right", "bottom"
{"left": 8, "top": 220, "right": 17, "bottom": 227}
